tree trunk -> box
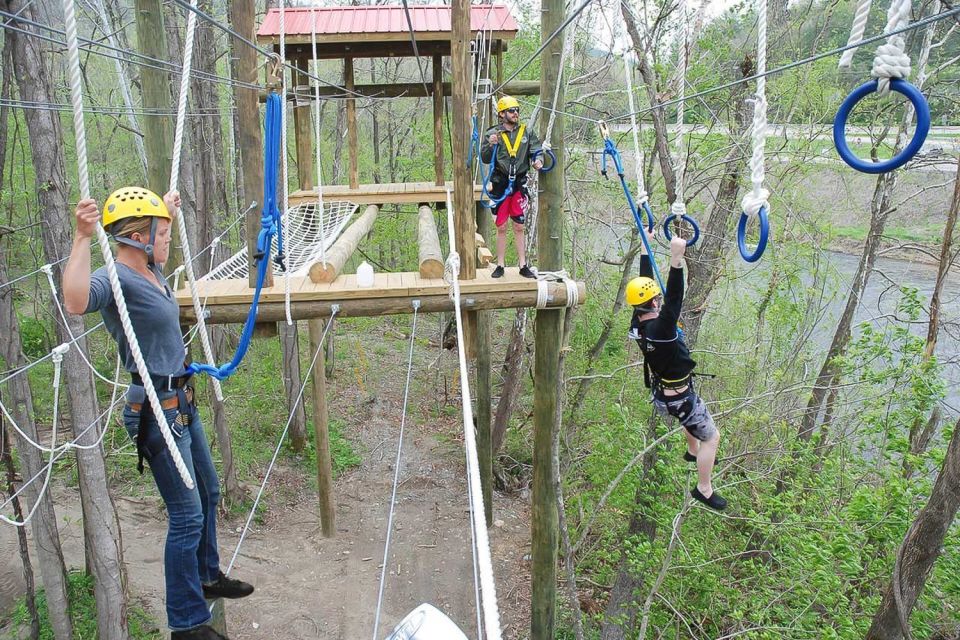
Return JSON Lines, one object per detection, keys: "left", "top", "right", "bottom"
{"left": 0, "top": 19, "right": 72, "bottom": 640}
{"left": 4, "top": 2, "right": 130, "bottom": 635}
{"left": 865, "top": 415, "right": 960, "bottom": 640}
{"left": 599, "top": 412, "right": 661, "bottom": 640}
{"left": 281, "top": 321, "right": 308, "bottom": 452}
{"left": 0, "top": 412, "right": 41, "bottom": 639}
{"left": 682, "top": 55, "right": 755, "bottom": 346}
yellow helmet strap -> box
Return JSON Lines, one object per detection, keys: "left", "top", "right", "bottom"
{"left": 112, "top": 217, "right": 159, "bottom": 265}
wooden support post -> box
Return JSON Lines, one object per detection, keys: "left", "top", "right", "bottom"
{"left": 209, "top": 600, "right": 226, "bottom": 635}
{"left": 229, "top": 0, "right": 268, "bottom": 289}
{"left": 293, "top": 57, "right": 315, "bottom": 191}
{"left": 452, "top": 0, "right": 477, "bottom": 357}
{"left": 309, "top": 204, "right": 379, "bottom": 282}
{"left": 476, "top": 201, "right": 492, "bottom": 267}
{"left": 345, "top": 57, "right": 359, "bottom": 190}
{"left": 433, "top": 55, "right": 445, "bottom": 186}
{"left": 308, "top": 318, "right": 336, "bottom": 537}
{"left": 134, "top": 0, "right": 174, "bottom": 267}
{"left": 476, "top": 310, "right": 493, "bottom": 522}
{"left": 418, "top": 205, "right": 444, "bottom": 278}
{"left": 531, "top": 0, "right": 566, "bottom": 636}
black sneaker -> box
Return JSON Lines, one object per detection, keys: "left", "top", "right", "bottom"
{"left": 683, "top": 451, "right": 697, "bottom": 463}
{"left": 202, "top": 571, "right": 254, "bottom": 600}
{"left": 491, "top": 265, "right": 505, "bottom": 278}
{"left": 171, "top": 626, "right": 228, "bottom": 640}
{"left": 518, "top": 264, "right": 536, "bottom": 279}
{"left": 691, "top": 487, "right": 727, "bottom": 511}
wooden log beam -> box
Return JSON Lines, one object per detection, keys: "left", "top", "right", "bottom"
{"left": 308, "top": 318, "right": 335, "bottom": 538}
{"left": 180, "top": 282, "right": 585, "bottom": 323}
{"left": 270, "top": 80, "right": 540, "bottom": 102}
{"left": 417, "top": 205, "right": 444, "bottom": 279}
{"left": 309, "top": 204, "right": 379, "bottom": 283}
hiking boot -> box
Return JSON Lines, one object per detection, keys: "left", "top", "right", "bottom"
{"left": 491, "top": 265, "right": 505, "bottom": 278}
{"left": 683, "top": 451, "right": 697, "bottom": 463}
{"left": 518, "top": 264, "right": 536, "bottom": 279}
{"left": 691, "top": 487, "right": 727, "bottom": 511}
{"left": 171, "top": 626, "right": 228, "bottom": 640}
{"left": 202, "top": 571, "right": 254, "bottom": 600}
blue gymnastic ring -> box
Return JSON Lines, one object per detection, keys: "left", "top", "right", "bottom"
{"left": 640, "top": 201, "right": 655, "bottom": 233}
{"left": 833, "top": 78, "right": 931, "bottom": 174}
{"left": 737, "top": 205, "right": 769, "bottom": 263}
{"left": 535, "top": 149, "right": 557, "bottom": 173}
{"left": 662, "top": 213, "right": 700, "bottom": 247}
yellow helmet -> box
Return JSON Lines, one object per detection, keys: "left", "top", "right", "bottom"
{"left": 625, "top": 277, "right": 661, "bottom": 306}
{"left": 102, "top": 187, "right": 170, "bottom": 231}
{"left": 496, "top": 95, "right": 520, "bottom": 113}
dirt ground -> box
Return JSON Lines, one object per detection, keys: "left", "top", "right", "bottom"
{"left": 0, "top": 339, "right": 535, "bottom": 640}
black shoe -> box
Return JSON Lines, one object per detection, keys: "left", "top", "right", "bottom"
{"left": 518, "top": 264, "right": 536, "bottom": 279}
{"left": 683, "top": 451, "right": 698, "bottom": 463}
{"left": 491, "top": 265, "right": 505, "bottom": 278}
{"left": 202, "top": 571, "right": 254, "bottom": 600}
{"left": 691, "top": 487, "right": 727, "bottom": 511}
{"left": 171, "top": 626, "right": 228, "bottom": 640}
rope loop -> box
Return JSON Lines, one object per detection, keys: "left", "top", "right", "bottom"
{"left": 741, "top": 187, "right": 770, "bottom": 219}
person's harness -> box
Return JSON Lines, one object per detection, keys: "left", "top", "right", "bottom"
{"left": 481, "top": 124, "right": 526, "bottom": 208}
{"left": 130, "top": 368, "right": 194, "bottom": 474}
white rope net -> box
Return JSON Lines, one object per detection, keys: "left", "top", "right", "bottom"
{"left": 203, "top": 201, "right": 356, "bottom": 281}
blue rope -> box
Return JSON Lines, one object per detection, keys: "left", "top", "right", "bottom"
{"left": 600, "top": 136, "right": 664, "bottom": 293}
{"left": 188, "top": 92, "right": 285, "bottom": 381}
{"left": 466, "top": 115, "right": 481, "bottom": 169}
{"left": 479, "top": 142, "right": 515, "bottom": 209}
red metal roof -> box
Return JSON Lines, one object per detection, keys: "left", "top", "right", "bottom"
{"left": 257, "top": 4, "right": 518, "bottom": 39}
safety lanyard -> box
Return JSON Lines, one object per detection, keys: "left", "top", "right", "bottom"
{"left": 500, "top": 124, "right": 525, "bottom": 159}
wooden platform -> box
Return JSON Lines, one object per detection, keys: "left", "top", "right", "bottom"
{"left": 177, "top": 268, "right": 585, "bottom": 323}
{"left": 289, "top": 181, "right": 484, "bottom": 206}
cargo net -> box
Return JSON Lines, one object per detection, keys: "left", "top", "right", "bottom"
{"left": 203, "top": 201, "right": 357, "bottom": 280}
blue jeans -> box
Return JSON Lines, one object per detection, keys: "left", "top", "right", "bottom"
{"left": 123, "top": 395, "right": 221, "bottom": 631}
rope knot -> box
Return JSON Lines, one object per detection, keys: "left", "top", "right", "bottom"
{"left": 51, "top": 342, "right": 71, "bottom": 364}
{"left": 872, "top": 40, "right": 910, "bottom": 94}
{"left": 741, "top": 188, "right": 770, "bottom": 218}
{"left": 670, "top": 201, "right": 686, "bottom": 218}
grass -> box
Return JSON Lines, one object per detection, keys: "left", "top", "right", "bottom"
{"left": 6, "top": 571, "right": 161, "bottom": 639}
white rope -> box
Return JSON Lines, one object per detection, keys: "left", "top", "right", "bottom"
{"left": 224, "top": 307, "right": 339, "bottom": 575}
{"left": 671, "top": 0, "right": 689, "bottom": 218}
{"left": 311, "top": 10, "right": 328, "bottom": 268}
{"left": 372, "top": 303, "right": 420, "bottom": 639}
{"left": 0, "top": 345, "right": 66, "bottom": 527}
{"left": 741, "top": 0, "right": 771, "bottom": 219}
{"left": 872, "top": 0, "right": 912, "bottom": 95}
{"left": 41, "top": 264, "right": 128, "bottom": 389}
{"left": 535, "top": 270, "right": 579, "bottom": 309}
{"left": 838, "top": 0, "right": 874, "bottom": 68}
{"left": 61, "top": 0, "right": 194, "bottom": 489}
{"left": 169, "top": 0, "right": 224, "bottom": 402}
{"left": 443, "top": 187, "right": 503, "bottom": 640}
{"left": 623, "top": 52, "right": 648, "bottom": 205}
{"left": 279, "top": 0, "right": 293, "bottom": 326}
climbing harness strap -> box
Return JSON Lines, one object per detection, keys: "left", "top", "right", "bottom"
{"left": 500, "top": 123, "right": 526, "bottom": 158}
{"left": 187, "top": 92, "right": 286, "bottom": 381}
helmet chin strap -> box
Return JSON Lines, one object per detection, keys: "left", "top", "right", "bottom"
{"left": 112, "top": 218, "right": 159, "bottom": 266}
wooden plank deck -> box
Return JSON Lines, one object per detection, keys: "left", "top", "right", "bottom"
{"left": 289, "top": 181, "right": 484, "bottom": 206}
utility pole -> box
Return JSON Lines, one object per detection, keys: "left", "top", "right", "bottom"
{"left": 531, "top": 0, "right": 566, "bottom": 634}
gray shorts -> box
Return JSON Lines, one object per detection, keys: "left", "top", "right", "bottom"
{"left": 652, "top": 390, "right": 718, "bottom": 442}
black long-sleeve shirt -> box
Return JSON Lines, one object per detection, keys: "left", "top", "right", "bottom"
{"left": 629, "top": 254, "right": 697, "bottom": 385}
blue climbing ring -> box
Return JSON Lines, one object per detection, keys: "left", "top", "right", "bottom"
{"left": 662, "top": 213, "right": 700, "bottom": 247}
{"left": 535, "top": 149, "right": 557, "bottom": 173}
{"left": 833, "top": 78, "right": 931, "bottom": 174}
{"left": 640, "top": 201, "right": 655, "bottom": 233}
{"left": 737, "top": 205, "right": 769, "bottom": 263}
